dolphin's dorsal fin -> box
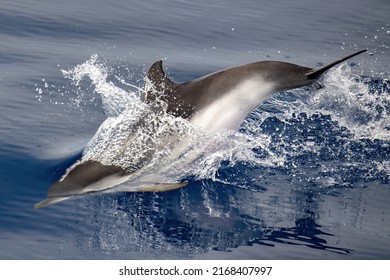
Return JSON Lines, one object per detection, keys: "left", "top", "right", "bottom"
{"left": 306, "top": 49, "right": 367, "bottom": 79}
{"left": 145, "top": 60, "right": 178, "bottom": 103}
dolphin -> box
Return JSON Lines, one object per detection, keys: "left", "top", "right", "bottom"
{"left": 35, "top": 49, "right": 367, "bottom": 208}
{"left": 145, "top": 49, "right": 367, "bottom": 131}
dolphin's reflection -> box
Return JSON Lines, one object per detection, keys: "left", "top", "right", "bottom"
{"left": 72, "top": 178, "right": 351, "bottom": 258}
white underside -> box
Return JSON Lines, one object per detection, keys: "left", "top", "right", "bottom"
{"left": 190, "top": 77, "right": 275, "bottom": 131}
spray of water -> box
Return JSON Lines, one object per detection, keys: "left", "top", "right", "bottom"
{"left": 58, "top": 55, "right": 283, "bottom": 189}
{"left": 48, "top": 55, "right": 389, "bottom": 191}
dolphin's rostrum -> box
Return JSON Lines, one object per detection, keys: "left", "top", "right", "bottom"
{"left": 35, "top": 49, "right": 367, "bottom": 208}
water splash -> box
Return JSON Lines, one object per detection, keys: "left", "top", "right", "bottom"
{"left": 61, "top": 54, "right": 141, "bottom": 117}
{"left": 305, "top": 65, "right": 390, "bottom": 141}
{"left": 60, "top": 55, "right": 282, "bottom": 189}
{"left": 59, "top": 55, "right": 389, "bottom": 192}
{"left": 242, "top": 64, "right": 390, "bottom": 186}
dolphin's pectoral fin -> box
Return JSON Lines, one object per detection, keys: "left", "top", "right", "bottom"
{"left": 145, "top": 60, "right": 179, "bottom": 103}
{"left": 133, "top": 182, "right": 188, "bottom": 192}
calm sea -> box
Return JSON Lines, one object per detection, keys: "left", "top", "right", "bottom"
{"left": 0, "top": 0, "right": 389, "bottom": 259}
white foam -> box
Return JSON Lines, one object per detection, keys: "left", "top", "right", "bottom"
{"left": 304, "top": 65, "right": 390, "bottom": 141}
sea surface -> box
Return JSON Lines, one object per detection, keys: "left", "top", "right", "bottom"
{"left": 0, "top": 0, "right": 389, "bottom": 259}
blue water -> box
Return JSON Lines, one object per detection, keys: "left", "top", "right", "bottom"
{"left": 0, "top": 0, "right": 389, "bottom": 259}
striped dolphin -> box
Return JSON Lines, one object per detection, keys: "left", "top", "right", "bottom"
{"left": 35, "top": 49, "right": 367, "bottom": 208}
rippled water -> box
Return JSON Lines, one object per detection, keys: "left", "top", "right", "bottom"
{"left": 0, "top": 0, "right": 389, "bottom": 259}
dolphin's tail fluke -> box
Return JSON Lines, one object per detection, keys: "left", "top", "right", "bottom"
{"left": 306, "top": 49, "right": 367, "bottom": 79}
